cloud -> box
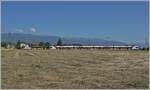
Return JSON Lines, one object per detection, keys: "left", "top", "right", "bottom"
{"left": 16, "top": 29, "right": 24, "bottom": 33}
{"left": 30, "top": 27, "right": 36, "bottom": 33}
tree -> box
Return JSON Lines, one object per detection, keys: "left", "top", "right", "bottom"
{"left": 39, "top": 42, "right": 45, "bottom": 49}
{"left": 16, "top": 40, "right": 21, "bottom": 49}
{"left": 1, "top": 42, "right": 7, "bottom": 48}
{"left": 57, "top": 38, "right": 62, "bottom": 46}
{"left": 39, "top": 42, "right": 44, "bottom": 47}
{"left": 45, "top": 42, "right": 50, "bottom": 49}
{"left": 39, "top": 42, "right": 51, "bottom": 49}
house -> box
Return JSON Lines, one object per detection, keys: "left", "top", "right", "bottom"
{"left": 24, "top": 44, "right": 31, "bottom": 49}
{"left": 132, "top": 46, "right": 139, "bottom": 50}
{"left": 6, "top": 44, "right": 11, "bottom": 48}
{"left": 31, "top": 43, "right": 42, "bottom": 49}
{"left": 6, "top": 44, "right": 15, "bottom": 49}
{"left": 20, "top": 43, "right": 31, "bottom": 49}
{"left": 50, "top": 46, "right": 56, "bottom": 49}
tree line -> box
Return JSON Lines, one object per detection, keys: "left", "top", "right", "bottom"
{"left": 1, "top": 38, "right": 62, "bottom": 49}
{"left": 1, "top": 38, "right": 149, "bottom": 50}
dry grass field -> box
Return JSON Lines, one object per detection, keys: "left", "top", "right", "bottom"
{"left": 1, "top": 49, "right": 149, "bottom": 89}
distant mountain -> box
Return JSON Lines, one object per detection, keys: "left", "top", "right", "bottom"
{"left": 61, "top": 37, "right": 126, "bottom": 45}
{"left": 1, "top": 33, "right": 59, "bottom": 44}
{"left": 2, "top": 33, "right": 127, "bottom": 45}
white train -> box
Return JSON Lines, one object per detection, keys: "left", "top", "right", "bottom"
{"left": 50, "top": 45, "right": 139, "bottom": 50}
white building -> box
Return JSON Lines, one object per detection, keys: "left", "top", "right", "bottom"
{"left": 50, "top": 46, "right": 56, "bottom": 49}
{"left": 6, "top": 44, "right": 15, "bottom": 49}
{"left": 132, "top": 46, "right": 139, "bottom": 50}
{"left": 20, "top": 43, "right": 31, "bottom": 49}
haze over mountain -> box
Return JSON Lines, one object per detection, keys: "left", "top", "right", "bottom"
{"left": 2, "top": 33, "right": 130, "bottom": 46}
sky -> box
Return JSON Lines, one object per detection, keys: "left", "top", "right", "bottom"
{"left": 1, "top": 1, "right": 149, "bottom": 44}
